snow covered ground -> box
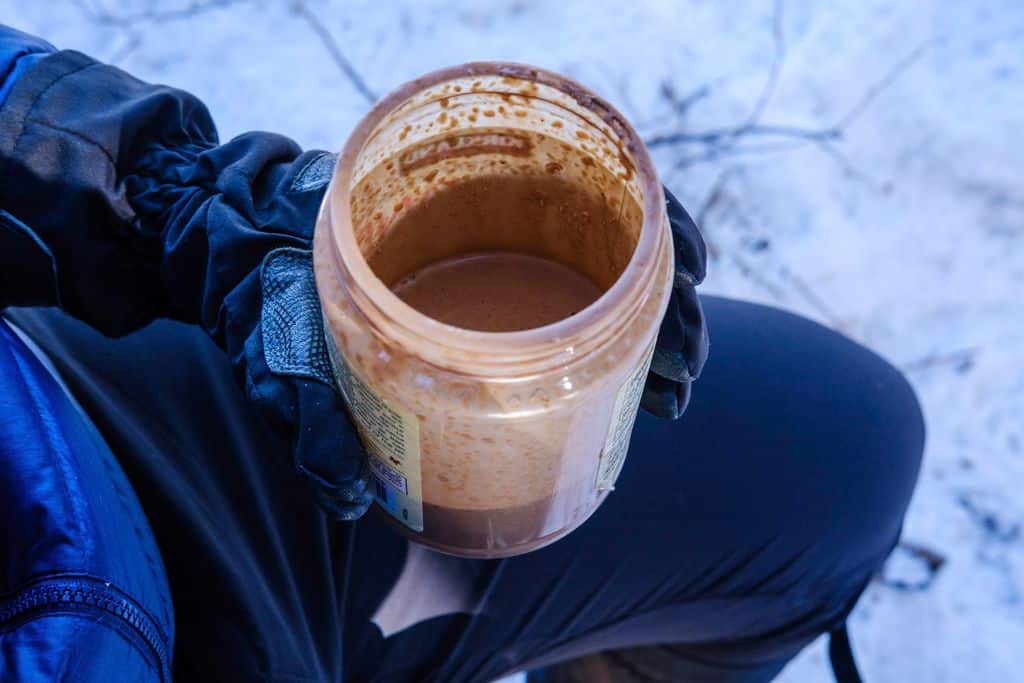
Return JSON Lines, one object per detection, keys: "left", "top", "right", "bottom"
{"left": 4, "top": 0, "right": 1021, "bottom": 680}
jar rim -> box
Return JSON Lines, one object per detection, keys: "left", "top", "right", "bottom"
{"left": 324, "top": 61, "right": 668, "bottom": 365}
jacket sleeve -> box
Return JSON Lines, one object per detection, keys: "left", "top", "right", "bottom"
{"left": 0, "top": 25, "right": 55, "bottom": 106}
{"left": 0, "top": 43, "right": 328, "bottom": 368}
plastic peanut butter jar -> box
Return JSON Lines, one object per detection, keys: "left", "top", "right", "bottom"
{"left": 313, "top": 62, "right": 673, "bottom": 557}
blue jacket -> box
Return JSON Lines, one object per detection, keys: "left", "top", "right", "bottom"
{"left": 1, "top": 27, "right": 173, "bottom": 681}
{"left": 0, "top": 318, "right": 174, "bottom": 681}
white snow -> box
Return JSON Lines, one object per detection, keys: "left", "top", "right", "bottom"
{"left": 3, "top": 1, "right": 1021, "bottom": 680}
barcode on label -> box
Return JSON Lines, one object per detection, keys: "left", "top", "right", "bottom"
{"left": 369, "top": 457, "right": 409, "bottom": 495}
{"left": 374, "top": 476, "right": 390, "bottom": 506}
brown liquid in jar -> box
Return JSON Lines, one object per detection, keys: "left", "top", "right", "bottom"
{"left": 365, "top": 171, "right": 637, "bottom": 297}
{"left": 391, "top": 251, "right": 602, "bottom": 332}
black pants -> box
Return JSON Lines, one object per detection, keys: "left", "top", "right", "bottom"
{"left": 7, "top": 296, "right": 924, "bottom": 683}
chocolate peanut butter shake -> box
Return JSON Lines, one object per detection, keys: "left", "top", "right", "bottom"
{"left": 314, "top": 63, "right": 672, "bottom": 556}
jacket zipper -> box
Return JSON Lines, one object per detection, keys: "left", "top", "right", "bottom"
{"left": 0, "top": 575, "right": 171, "bottom": 681}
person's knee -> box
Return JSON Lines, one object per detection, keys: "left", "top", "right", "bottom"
{"left": 850, "top": 341, "right": 925, "bottom": 496}
{"left": 808, "top": 315, "right": 924, "bottom": 557}
{"left": 698, "top": 298, "right": 925, "bottom": 571}
{"left": 765, "top": 304, "right": 925, "bottom": 567}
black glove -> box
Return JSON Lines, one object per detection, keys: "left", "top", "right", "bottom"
{"left": 0, "top": 48, "right": 372, "bottom": 519}
{"left": 641, "top": 188, "right": 709, "bottom": 419}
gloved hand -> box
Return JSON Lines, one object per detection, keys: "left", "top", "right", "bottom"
{"left": 0, "top": 40, "right": 706, "bottom": 522}
{"left": 0, "top": 44, "right": 373, "bottom": 519}
{"left": 642, "top": 188, "right": 708, "bottom": 419}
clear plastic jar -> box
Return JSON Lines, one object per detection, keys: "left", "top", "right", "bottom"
{"left": 313, "top": 63, "right": 673, "bottom": 557}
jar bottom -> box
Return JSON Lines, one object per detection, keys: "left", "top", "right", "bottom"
{"left": 370, "top": 490, "right": 611, "bottom": 558}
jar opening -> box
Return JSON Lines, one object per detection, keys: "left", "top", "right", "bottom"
{"left": 327, "top": 62, "right": 666, "bottom": 361}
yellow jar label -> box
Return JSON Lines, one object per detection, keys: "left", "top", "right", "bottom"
{"left": 596, "top": 342, "right": 655, "bottom": 491}
{"left": 324, "top": 330, "right": 424, "bottom": 531}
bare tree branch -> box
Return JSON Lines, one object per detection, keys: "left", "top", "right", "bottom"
{"left": 692, "top": 168, "right": 789, "bottom": 304}
{"left": 777, "top": 264, "right": 845, "bottom": 329}
{"left": 648, "top": 122, "right": 839, "bottom": 148}
{"left": 291, "top": 0, "right": 378, "bottom": 106}
{"left": 694, "top": 167, "right": 738, "bottom": 260}
{"left": 729, "top": 251, "right": 790, "bottom": 301}
{"left": 877, "top": 540, "right": 947, "bottom": 592}
{"left": 633, "top": 81, "right": 712, "bottom": 132}
{"left": 662, "top": 81, "right": 712, "bottom": 119}
{"left": 743, "top": 0, "right": 785, "bottom": 128}
{"left": 693, "top": 166, "right": 848, "bottom": 328}
{"left": 696, "top": 168, "right": 735, "bottom": 231}
{"left": 646, "top": 33, "right": 932, "bottom": 186}
{"left": 649, "top": 10, "right": 934, "bottom": 333}
{"left": 73, "top": 0, "right": 245, "bottom": 26}
{"left": 663, "top": 130, "right": 888, "bottom": 190}
{"left": 834, "top": 40, "right": 932, "bottom": 131}
{"left": 901, "top": 347, "right": 978, "bottom": 374}
{"left": 648, "top": 1, "right": 787, "bottom": 152}
{"left": 816, "top": 140, "right": 892, "bottom": 192}
{"left": 650, "top": 40, "right": 930, "bottom": 151}
{"left": 657, "top": 139, "right": 808, "bottom": 169}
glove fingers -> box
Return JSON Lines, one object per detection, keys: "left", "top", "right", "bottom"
{"left": 644, "top": 187, "right": 708, "bottom": 420}
{"left": 290, "top": 378, "right": 373, "bottom": 520}
{"left": 640, "top": 374, "right": 692, "bottom": 420}
{"left": 651, "top": 281, "right": 708, "bottom": 383}
{"left": 253, "top": 246, "right": 373, "bottom": 520}
{"left": 665, "top": 186, "right": 707, "bottom": 285}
